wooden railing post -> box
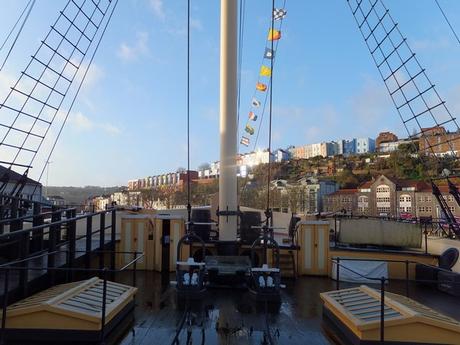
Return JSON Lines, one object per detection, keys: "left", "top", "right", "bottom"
{"left": 99, "top": 212, "right": 105, "bottom": 270}
{"left": 31, "top": 202, "right": 44, "bottom": 253}
{"left": 67, "top": 209, "right": 77, "bottom": 281}
{"left": 110, "top": 209, "right": 116, "bottom": 271}
{"left": 15, "top": 207, "right": 28, "bottom": 298}
{"left": 48, "top": 207, "right": 61, "bottom": 286}
{"left": 86, "top": 215, "right": 93, "bottom": 272}
{"left": 336, "top": 257, "right": 340, "bottom": 290}
{"left": 53, "top": 206, "right": 62, "bottom": 243}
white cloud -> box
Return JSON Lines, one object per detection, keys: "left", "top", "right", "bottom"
{"left": 73, "top": 112, "right": 93, "bottom": 130}
{"left": 117, "top": 32, "right": 149, "bottom": 62}
{"left": 101, "top": 123, "right": 121, "bottom": 135}
{"left": 70, "top": 111, "right": 121, "bottom": 135}
{"left": 149, "top": 0, "right": 165, "bottom": 20}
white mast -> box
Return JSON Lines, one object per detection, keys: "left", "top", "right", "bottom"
{"left": 218, "top": 0, "right": 238, "bottom": 241}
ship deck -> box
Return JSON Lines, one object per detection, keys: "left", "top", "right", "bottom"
{"left": 113, "top": 271, "right": 460, "bottom": 345}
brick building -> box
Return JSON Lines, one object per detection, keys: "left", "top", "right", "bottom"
{"left": 323, "top": 189, "right": 358, "bottom": 214}
{"left": 128, "top": 171, "right": 198, "bottom": 192}
{"left": 419, "top": 126, "right": 460, "bottom": 156}
{"left": 376, "top": 131, "right": 398, "bottom": 151}
{"left": 323, "top": 174, "right": 460, "bottom": 219}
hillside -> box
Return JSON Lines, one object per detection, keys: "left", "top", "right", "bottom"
{"left": 45, "top": 186, "right": 123, "bottom": 205}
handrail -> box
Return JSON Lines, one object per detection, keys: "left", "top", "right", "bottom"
{"left": 0, "top": 208, "right": 114, "bottom": 240}
{"left": 0, "top": 207, "right": 77, "bottom": 226}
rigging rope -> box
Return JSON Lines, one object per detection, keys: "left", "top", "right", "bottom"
{"left": 186, "top": 0, "right": 192, "bottom": 223}
{"left": 434, "top": 0, "right": 460, "bottom": 46}
{"left": 33, "top": 0, "right": 120, "bottom": 191}
{"left": 265, "top": 0, "right": 275, "bottom": 219}
{"left": 347, "top": 0, "right": 460, "bottom": 234}
{"left": 0, "top": 0, "right": 36, "bottom": 72}
{"left": 238, "top": 0, "right": 287, "bottom": 203}
{"left": 0, "top": 0, "right": 32, "bottom": 52}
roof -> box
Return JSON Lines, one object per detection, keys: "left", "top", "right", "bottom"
{"left": 328, "top": 189, "right": 357, "bottom": 196}
{"left": 419, "top": 182, "right": 460, "bottom": 194}
{"left": 358, "top": 180, "right": 373, "bottom": 189}
{"left": 358, "top": 175, "right": 431, "bottom": 192}
{"left": 0, "top": 165, "right": 41, "bottom": 186}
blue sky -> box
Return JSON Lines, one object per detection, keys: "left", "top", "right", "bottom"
{"left": 0, "top": 0, "right": 459, "bottom": 186}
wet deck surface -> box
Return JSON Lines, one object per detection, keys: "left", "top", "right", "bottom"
{"left": 114, "top": 272, "right": 460, "bottom": 345}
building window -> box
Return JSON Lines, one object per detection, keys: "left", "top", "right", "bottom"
{"left": 376, "top": 197, "right": 391, "bottom": 202}
{"left": 419, "top": 206, "right": 432, "bottom": 213}
{"left": 376, "top": 185, "right": 390, "bottom": 194}
{"left": 399, "top": 195, "right": 411, "bottom": 203}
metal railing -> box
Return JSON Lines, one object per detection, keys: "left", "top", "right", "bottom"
{"left": 0, "top": 250, "right": 144, "bottom": 345}
{"left": 331, "top": 256, "right": 460, "bottom": 344}
{"left": 0, "top": 207, "right": 117, "bottom": 298}
{"left": 330, "top": 213, "right": 457, "bottom": 241}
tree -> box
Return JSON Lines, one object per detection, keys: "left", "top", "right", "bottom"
{"left": 336, "top": 168, "right": 359, "bottom": 188}
{"left": 159, "top": 185, "right": 178, "bottom": 209}
{"left": 286, "top": 185, "right": 306, "bottom": 214}
{"left": 139, "top": 189, "right": 156, "bottom": 209}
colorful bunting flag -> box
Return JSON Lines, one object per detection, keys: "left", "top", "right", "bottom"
{"left": 252, "top": 98, "right": 261, "bottom": 107}
{"left": 260, "top": 65, "right": 271, "bottom": 77}
{"left": 248, "top": 111, "right": 257, "bottom": 121}
{"left": 256, "top": 82, "right": 267, "bottom": 92}
{"left": 264, "top": 48, "right": 275, "bottom": 59}
{"left": 240, "top": 136, "right": 250, "bottom": 146}
{"left": 268, "top": 28, "right": 281, "bottom": 41}
{"left": 273, "top": 8, "right": 287, "bottom": 20}
{"left": 245, "top": 124, "right": 255, "bottom": 135}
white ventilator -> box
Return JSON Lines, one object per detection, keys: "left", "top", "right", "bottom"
{"left": 267, "top": 276, "right": 274, "bottom": 287}
{"left": 259, "top": 276, "right": 266, "bottom": 288}
{"left": 183, "top": 272, "right": 191, "bottom": 286}
{"left": 191, "top": 273, "right": 198, "bottom": 286}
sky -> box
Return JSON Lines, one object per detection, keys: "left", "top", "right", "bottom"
{"left": 0, "top": 0, "right": 460, "bottom": 187}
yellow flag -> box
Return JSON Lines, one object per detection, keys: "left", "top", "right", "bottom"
{"left": 268, "top": 28, "right": 281, "bottom": 41}
{"left": 260, "top": 65, "right": 271, "bottom": 77}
